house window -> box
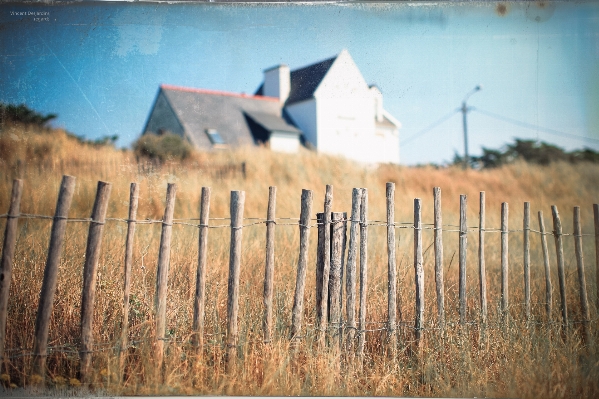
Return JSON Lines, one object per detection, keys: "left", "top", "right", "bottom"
{"left": 205, "top": 128, "right": 226, "bottom": 145}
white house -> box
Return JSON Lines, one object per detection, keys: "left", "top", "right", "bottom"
{"left": 143, "top": 49, "right": 401, "bottom": 163}
{"left": 257, "top": 49, "right": 401, "bottom": 164}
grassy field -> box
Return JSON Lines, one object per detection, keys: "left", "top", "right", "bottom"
{"left": 0, "top": 126, "right": 598, "bottom": 397}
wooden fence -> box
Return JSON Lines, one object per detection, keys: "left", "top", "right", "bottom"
{"left": 0, "top": 176, "right": 597, "bottom": 383}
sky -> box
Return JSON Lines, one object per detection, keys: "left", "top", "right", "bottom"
{"left": 1, "top": 1, "right": 598, "bottom": 165}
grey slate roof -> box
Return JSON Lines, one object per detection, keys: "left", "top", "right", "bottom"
{"left": 254, "top": 55, "right": 337, "bottom": 105}
{"left": 244, "top": 110, "right": 302, "bottom": 134}
{"left": 159, "top": 85, "right": 286, "bottom": 149}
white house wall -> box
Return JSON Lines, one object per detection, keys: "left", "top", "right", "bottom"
{"left": 270, "top": 132, "right": 300, "bottom": 153}
{"left": 285, "top": 99, "right": 317, "bottom": 148}
{"left": 144, "top": 91, "right": 185, "bottom": 137}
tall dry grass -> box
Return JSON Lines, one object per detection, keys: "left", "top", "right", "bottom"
{"left": 0, "top": 127, "right": 598, "bottom": 397}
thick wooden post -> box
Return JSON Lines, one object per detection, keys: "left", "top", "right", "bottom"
{"left": 478, "top": 192, "right": 487, "bottom": 323}
{"left": 593, "top": 204, "right": 599, "bottom": 312}
{"left": 317, "top": 185, "right": 333, "bottom": 346}
{"left": 538, "top": 211, "right": 553, "bottom": 322}
{"left": 573, "top": 206, "right": 590, "bottom": 344}
{"left": 119, "top": 183, "right": 139, "bottom": 376}
{"left": 33, "top": 175, "right": 76, "bottom": 378}
{"left": 414, "top": 198, "right": 424, "bottom": 344}
{"left": 316, "top": 213, "right": 325, "bottom": 329}
{"left": 0, "top": 179, "right": 23, "bottom": 371}
{"left": 345, "top": 189, "right": 362, "bottom": 350}
{"left": 501, "top": 202, "right": 509, "bottom": 317}
{"left": 226, "top": 191, "right": 245, "bottom": 370}
{"left": 192, "top": 187, "right": 211, "bottom": 351}
{"left": 523, "top": 202, "right": 531, "bottom": 321}
{"left": 329, "top": 212, "right": 344, "bottom": 345}
{"left": 263, "top": 186, "right": 276, "bottom": 344}
{"left": 551, "top": 205, "right": 568, "bottom": 330}
{"left": 459, "top": 195, "right": 467, "bottom": 325}
{"left": 290, "top": 190, "right": 313, "bottom": 340}
{"left": 357, "top": 189, "right": 368, "bottom": 356}
{"left": 386, "top": 183, "right": 397, "bottom": 353}
{"left": 433, "top": 187, "right": 445, "bottom": 329}
{"left": 154, "top": 183, "right": 177, "bottom": 374}
{"left": 80, "top": 181, "right": 112, "bottom": 383}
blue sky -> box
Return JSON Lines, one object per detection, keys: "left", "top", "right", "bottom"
{"left": 1, "top": 1, "right": 598, "bottom": 165}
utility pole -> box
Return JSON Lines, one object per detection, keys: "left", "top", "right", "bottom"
{"left": 461, "top": 85, "right": 482, "bottom": 170}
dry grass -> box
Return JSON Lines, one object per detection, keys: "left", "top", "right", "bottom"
{"left": 0, "top": 127, "right": 598, "bottom": 397}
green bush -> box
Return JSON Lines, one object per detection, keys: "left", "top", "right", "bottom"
{"left": 133, "top": 133, "right": 192, "bottom": 162}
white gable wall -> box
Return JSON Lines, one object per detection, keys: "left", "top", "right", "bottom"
{"left": 313, "top": 50, "right": 400, "bottom": 164}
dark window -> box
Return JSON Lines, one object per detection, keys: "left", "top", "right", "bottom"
{"left": 205, "top": 128, "right": 226, "bottom": 145}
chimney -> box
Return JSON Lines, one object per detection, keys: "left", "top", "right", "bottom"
{"left": 370, "top": 85, "right": 383, "bottom": 122}
{"left": 263, "top": 64, "right": 290, "bottom": 103}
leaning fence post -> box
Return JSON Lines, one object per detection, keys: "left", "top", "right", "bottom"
{"left": 80, "top": 181, "right": 112, "bottom": 383}
{"left": 386, "top": 183, "right": 397, "bottom": 354}
{"left": 192, "top": 187, "right": 211, "bottom": 352}
{"left": 263, "top": 186, "right": 276, "bottom": 344}
{"left": 523, "top": 202, "right": 531, "bottom": 322}
{"left": 119, "top": 182, "right": 139, "bottom": 377}
{"left": 33, "top": 175, "right": 76, "bottom": 380}
{"left": 501, "top": 202, "right": 509, "bottom": 318}
{"left": 593, "top": 204, "right": 599, "bottom": 312}
{"left": 538, "top": 211, "right": 553, "bottom": 322}
{"left": 329, "top": 212, "right": 344, "bottom": 347}
{"left": 459, "top": 195, "right": 467, "bottom": 326}
{"left": 573, "top": 206, "right": 591, "bottom": 344}
{"left": 414, "top": 198, "right": 424, "bottom": 345}
{"left": 357, "top": 188, "right": 368, "bottom": 356}
{"left": 290, "top": 189, "right": 313, "bottom": 341}
{"left": 433, "top": 187, "right": 445, "bottom": 329}
{"left": 478, "top": 191, "right": 487, "bottom": 323}
{"left": 345, "top": 189, "right": 362, "bottom": 351}
{"left": 551, "top": 205, "right": 568, "bottom": 331}
{"left": 226, "top": 190, "right": 245, "bottom": 371}
{"left": 317, "top": 185, "right": 333, "bottom": 347}
{"left": 154, "top": 183, "right": 177, "bottom": 375}
{"left": 0, "top": 179, "right": 23, "bottom": 372}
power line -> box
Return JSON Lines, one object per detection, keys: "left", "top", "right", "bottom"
{"left": 472, "top": 107, "right": 599, "bottom": 145}
{"left": 400, "top": 109, "right": 460, "bottom": 146}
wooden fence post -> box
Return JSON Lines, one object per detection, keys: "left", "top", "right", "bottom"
{"left": 80, "top": 181, "right": 112, "bottom": 383}
{"left": 551, "top": 205, "right": 568, "bottom": 330}
{"left": 192, "top": 187, "right": 211, "bottom": 352}
{"left": 0, "top": 179, "right": 23, "bottom": 372}
{"left": 316, "top": 213, "right": 325, "bottom": 330}
{"left": 329, "top": 212, "right": 345, "bottom": 347}
{"left": 573, "top": 206, "right": 590, "bottom": 344}
{"left": 119, "top": 182, "right": 139, "bottom": 377}
{"left": 345, "top": 189, "right": 362, "bottom": 351}
{"left": 290, "top": 189, "right": 313, "bottom": 340}
{"left": 226, "top": 190, "right": 245, "bottom": 370}
{"left": 433, "top": 187, "right": 445, "bottom": 329}
{"left": 501, "top": 202, "right": 509, "bottom": 317}
{"left": 33, "top": 175, "right": 76, "bottom": 379}
{"left": 478, "top": 191, "right": 487, "bottom": 323}
{"left": 538, "top": 211, "right": 553, "bottom": 322}
{"left": 523, "top": 202, "right": 531, "bottom": 322}
{"left": 386, "top": 183, "right": 397, "bottom": 354}
{"left": 154, "top": 183, "right": 177, "bottom": 375}
{"left": 317, "top": 185, "right": 333, "bottom": 346}
{"left": 414, "top": 198, "right": 424, "bottom": 345}
{"left": 263, "top": 186, "right": 276, "bottom": 344}
{"left": 459, "top": 195, "right": 467, "bottom": 325}
{"left": 357, "top": 188, "right": 368, "bottom": 356}
{"left": 593, "top": 204, "right": 599, "bottom": 312}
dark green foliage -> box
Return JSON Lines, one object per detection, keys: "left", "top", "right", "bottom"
{"left": 459, "top": 139, "right": 599, "bottom": 169}
{"left": 0, "top": 103, "right": 56, "bottom": 128}
{"left": 134, "top": 133, "right": 192, "bottom": 162}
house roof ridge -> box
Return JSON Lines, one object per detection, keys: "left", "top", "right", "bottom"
{"left": 290, "top": 55, "right": 337, "bottom": 74}
{"left": 160, "top": 84, "right": 279, "bottom": 102}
